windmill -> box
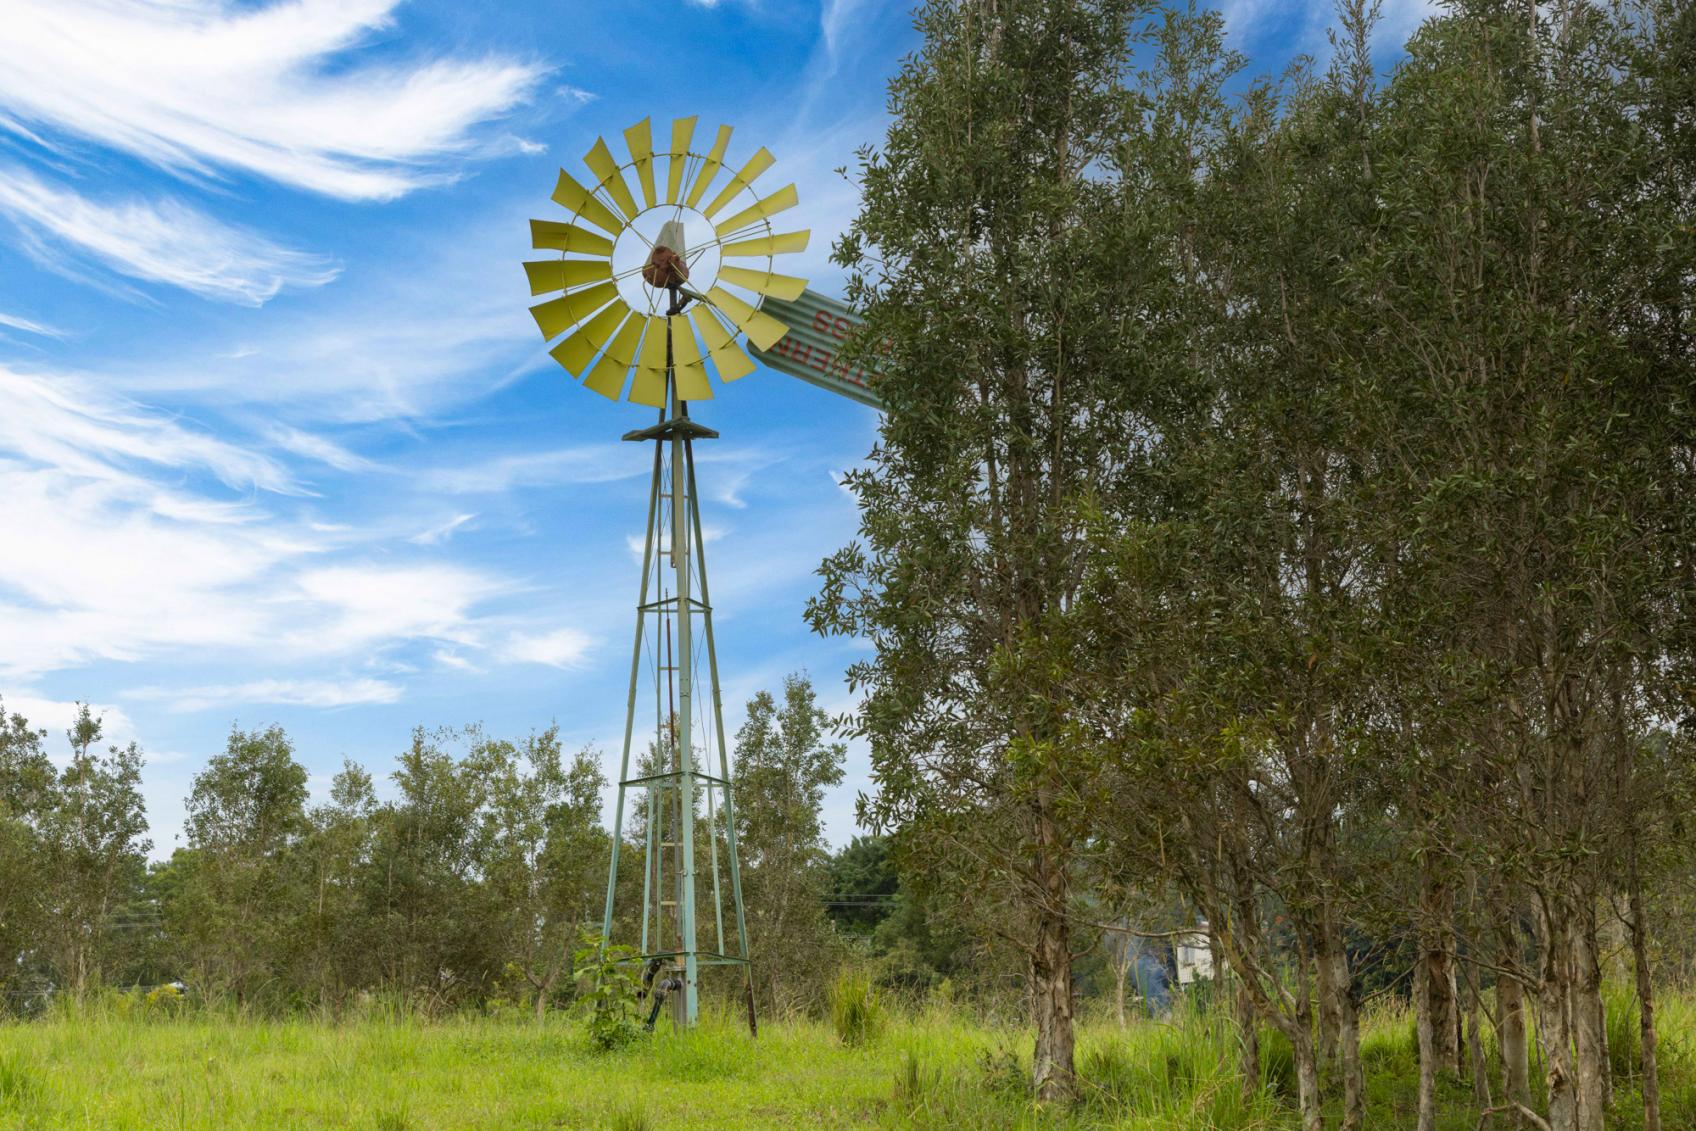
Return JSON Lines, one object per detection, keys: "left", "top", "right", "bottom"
{"left": 523, "top": 116, "right": 810, "bottom": 1029}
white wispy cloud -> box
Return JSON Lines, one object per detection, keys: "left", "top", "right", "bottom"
{"left": 0, "top": 365, "right": 296, "bottom": 496}
{"left": 425, "top": 446, "right": 638, "bottom": 494}
{"left": 102, "top": 208, "right": 543, "bottom": 421}
{"left": 0, "top": 310, "right": 64, "bottom": 338}
{"left": 126, "top": 677, "right": 404, "bottom": 712}
{"left": 500, "top": 627, "right": 593, "bottom": 668}
{"left": 0, "top": 0, "right": 543, "bottom": 201}
{"left": 410, "top": 513, "right": 477, "bottom": 545}
{"left": 0, "top": 166, "right": 341, "bottom": 305}
{"left": 264, "top": 425, "right": 380, "bottom": 473}
{"left": 0, "top": 364, "right": 528, "bottom": 679}
{"left": 287, "top": 564, "right": 510, "bottom": 653}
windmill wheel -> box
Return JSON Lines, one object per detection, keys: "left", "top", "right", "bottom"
{"left": 524, "top": 116, "right": 810, "bottom": 407}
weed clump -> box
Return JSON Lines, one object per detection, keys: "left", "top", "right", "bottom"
{"left": 830, "top": 969, "right": 886, "bottom": 1046}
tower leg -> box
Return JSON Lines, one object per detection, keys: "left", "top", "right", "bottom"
{"left": 670, "top": 382, "right": 699, "bottom": 1026}
{"left": 603, "top": 444, "right": 663, "bottom": 949}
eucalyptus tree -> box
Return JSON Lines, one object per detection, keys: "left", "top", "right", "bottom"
{"left": 37, "top": 704, "right": 149, "bottom": 999}
{"left": 470, "top": 728, "right": 608, "bottom": 1020}
{"left": 732, "top": 673, "right": 846, "bottom": 1014}
{"left": 1078, "top": 4, "right": 1394, "bottom": 1125}
{"left": 365, "top": 727, "right": 496, "bottom": 1006}
{"left": 0, "top": 701, "right": 53, "bottom": 1007}
{"left": 810, "top": 0, "right": 1163, "bottom": 1098}
{"left": 1337, "top": 3, "right": 1696, "bottom": 1128}
{"left": 169, "top": 724, "right": 310, "bottom": 1004}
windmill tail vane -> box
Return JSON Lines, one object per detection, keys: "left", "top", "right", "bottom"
{"left": 524, "top": 117, "right": 809, "bottom": 1031}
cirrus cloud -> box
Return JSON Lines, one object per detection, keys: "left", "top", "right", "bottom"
{"left": 0, "top": 0, "right": 544, "bottom": 202}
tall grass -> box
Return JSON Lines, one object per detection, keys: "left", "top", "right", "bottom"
{"left": 0, "top": 984, "right": 1692, "bottom": 1128}
{"left": 831, "top": 968, "right": 887, "bottom": 1047}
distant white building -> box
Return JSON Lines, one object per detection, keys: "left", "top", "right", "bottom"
{"left": 1174, "top": 924, "right": 1214, "bottom": 985}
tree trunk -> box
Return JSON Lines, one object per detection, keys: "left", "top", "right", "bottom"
{"left": 1421, "top": 867, "right": 1463, "bottom": 1073}
{"left": 1628, "top": 843, "right": 1662, "bottom": 1131}
{"left": 1112, "top": 949, "right": 1128, "bottom": 1028}
{"left": 1538, "top": 905, "right": 1579, "bottom": 1131}
{"left": 1499, "top": 912, "right": 1533, "bottom": 1126}
{"left": 1293, "top": 1025, "right": 1323, "bottom": 1131}
{"left": 1029, "top": 798, "right": 1074, "bottom": 1103}
{"left": 1236, "top": 966, "right": 1261, "bottom": 1104}
{"left": 1318, "top": 916, "right": 1363, "bottom": 1131}
{"left": 1031, "top": 909, "right": 1075, "bottom": 1102}
{"left": 1416, "top": 949, "right": 1439, "bottom": 1131}
{"left": 1293, "top": 938, "right": 1323, "bottom": 1131}
{"left": 1570, "top": 905, "right": 1608, "bottom": 1131}
{"left": 1468, "top": 968, "right": 1493, "bottom": 1113}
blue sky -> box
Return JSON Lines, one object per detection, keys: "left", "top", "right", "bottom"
{"left": 0, "top": 0, "right": 1428, "bottom": 858}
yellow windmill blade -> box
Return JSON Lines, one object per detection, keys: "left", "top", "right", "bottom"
{"left": 524, "top": 258, "right": 614, "bottom": 296}
{"left": 583, "top": 313, "right": 646, "bottom": 400}
{"left": 624, "top": 117, "right": 658, "bottom": 209}
{"left": 714, "top": 184, "right": 799, "bottom": 238}
{"left": 665, "top": 116, "right": 697, "bottom": 204}
{"left": 701, "top": 148, "right": 775, "bottom": 219}
{"left": 683, "top": 124, "right": 733, "bottom": 210}
{"left": 550, "top": 300, "right": 630, "bottom": 375}
{"left": 668, "top": 316, "right": 713, "bottom": 400}
{"left": 530, "top": 219, "right": 615, "bottom": 256}
{"left": 721, "top": 230, "right": 811, "bottom": 258}
{"left": 705, "top": 286, "right": 789, "bottom": 351}
{"left": 690, "top": 306, "right": 757, "bottom": 381}
{"left": 531, "top": 280, "right": 619, "bottom": 340}
{"left": 629, "top": 317, "right": 672, "bottom": 407}
{"left": 585, "top": 136, "right": 640, "bottom": 221}
{"left": 715, "top": 265, "right": 807, "bottom": 302}
{"left": 550, "top": 170, "right": 623, "bottom": 236}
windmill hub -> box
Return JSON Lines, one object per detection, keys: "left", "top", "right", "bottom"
{"left": 613, "top": 207, "right": 722, "bottom": 309}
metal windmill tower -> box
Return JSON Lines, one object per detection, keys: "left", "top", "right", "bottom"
{"left": 522, "top": 116, "right": 810, "bottom": 1028}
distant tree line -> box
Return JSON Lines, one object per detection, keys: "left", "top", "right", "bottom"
{"left": 811, "top": 0, "right": 1696, "bottom": 1128}
{"left": 0, "top": 675, "right": 958, "bottom": 1021}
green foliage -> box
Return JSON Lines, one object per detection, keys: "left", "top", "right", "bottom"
{"left": 571, "top": 930, "right": 644, "bottom": 1052}
{"left": 734, "top": 673, "right": 848, "bottom": 1015}
{"left": 829, "top": 968, "right": 886, "bottom": 1047}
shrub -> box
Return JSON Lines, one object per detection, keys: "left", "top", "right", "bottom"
{"left": 572, "top": 929, "right": 645, "bottom": 1052}
{"left": 829, "top": 968, "right": 885, "bottom": 1046}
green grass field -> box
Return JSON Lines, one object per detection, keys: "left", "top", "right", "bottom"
{"left": 2, "top": 992, "right": 1693, "bottom": 1129}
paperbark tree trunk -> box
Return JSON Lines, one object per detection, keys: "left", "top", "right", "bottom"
{"left": 1468, "top": 969, "right": 1493, "bottom": 1113}
{"left": 1571, "top": 905, "right": 1609, "bottom": 1131}
{"left": 1538, "top": 905, "right": 1579, "bottom": 1131}
{"left": 1497, "top": 907, "right": 1533, "bottom": 1126}
{"left": 1628, "top": 842, "right": 1663, "bottom": 1131}
{"left": 1236, "top": 969, "right": 1261, "bottom": 1104}
{"left": 1318, "top": 915, "right": 1364, "bottom": 1131}
{"left": 1416, "top": 951, "right": 1439, "bottom": 1131}
{"left": 1421, "top": 868, "right": 1463, "bottom": 1073}
{"left": 1029, "top": 794, "right": 1074, "bottom": 1104}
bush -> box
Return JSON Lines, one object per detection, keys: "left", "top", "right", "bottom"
{"left": 829, "top": 968, "right": 886, "bottom": 1046}
{"left": 572, "top": 929, "right": 645, "bottom": 1052}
